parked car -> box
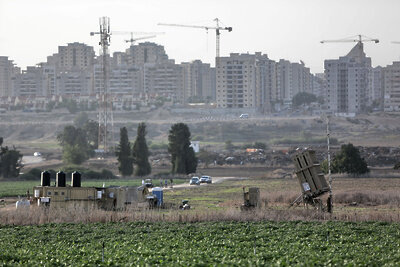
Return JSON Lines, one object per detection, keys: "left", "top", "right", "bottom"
{"left": 33, "top": 152, "right": 42, "bottom": 157}
{"left": 190, "top": 177, "right": 200, "bottom": 185}
{"left": 200, "top": 175, "right": 212, "bottom": 184}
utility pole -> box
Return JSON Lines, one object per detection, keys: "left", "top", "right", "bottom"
{"left": 327, "top": 116, "right": 333, "bottom": 213}
{"left": 91, "top": 17, "right": 113, "bottom": 154}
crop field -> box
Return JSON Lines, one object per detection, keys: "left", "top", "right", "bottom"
{"left": 0, "top": 221, "right": 399, "bottom": 266}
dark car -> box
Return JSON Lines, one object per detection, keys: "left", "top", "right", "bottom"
{"left": 190, "top": 177, "right": 200, "bottom": 185}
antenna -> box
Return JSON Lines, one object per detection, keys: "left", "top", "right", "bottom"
{"left": 327, "top": 116, "right": 333, "bottom": 213}
{"left": 91, "top": 17, "right": 114, "bottom": 154}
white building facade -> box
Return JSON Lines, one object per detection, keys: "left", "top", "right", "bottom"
{"left": 324, "top": 42, "right": 371, "bottom": 114}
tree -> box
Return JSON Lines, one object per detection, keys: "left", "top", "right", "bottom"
{"left": 132, "top": 123, "right": 151, "bottom": 176}
{"left": 168, "top": 123, "right": 197, "bottom": 174}
{"left": 225, "top": 140, "right": 235, "bottom": 151}
{"left": 62, "top": 144, "right": 88, "bottom": 165}
{"left": 0, "top": 137, "right": 23, "bottom": 178}
{"left": 74, "top": 112, "right": 89, "bottom": 128}
{"left": 254, "top": 142, "right": 267, "bottom": 150}
{"left": 115, "top": 127, "right": 133, "bottom": 176}
{"left": 83, "top": 120, "right": 99, "bottom": 149}
{"left": 57, "top": 126, "right": 90, "bottom": 164}
{"left": 323, "top": 143, "right": 369, "bottom": 176}
{"left": 197, "top": 149, "right": 215, "bottom": 168}
{"left": 292, "top": 92, "right": 317, "bottom": 107}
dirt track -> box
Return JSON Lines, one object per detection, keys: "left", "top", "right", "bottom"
{"left": 161, "top": 176, "right": 245, "bottom": 190}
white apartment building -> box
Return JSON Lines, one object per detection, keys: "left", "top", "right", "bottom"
{"left": 0, "top": 56, "right": 19, "bottom": 97}
{"left": 383, "top": 62, "right": 400, "bottom": 112}
{"left": 126, "top": 42, "right": 169, "bottom": 66}
{"left": 217, "top": 53, "right": 312, "bottom": 110}
{"left": 324, "top": 42, "right": 371, "bottom": 114}
{"left": 108, "top": 66, "right": 141, "bottom": 95}
{"left": 57, "top": 71, "right": 91, "bottom": 96}
{"left": 216, "top": 53, "right": 257, "bottom": 108}
{"left": 144, "top": 61, "right": 183, "bottom": 101}
{"left": 13, "top": 66, "right": 44, "bottom": 96}
{"left": 42, "top": 65, "right": 56, "bottom": 97}
{"left": 276, "top": 60, "right": 312, "bottom": 102}
{"left": 56, "top": 42, "right": 95, "bottom": 71}
{"left": 254, "top": 53, "right": 277, "bottom": 112}
{"left": 181, "top": 60, "right": 213, "bottom": 103}
{"left": 368, "top": 66, "right": 384, "bottom": 108}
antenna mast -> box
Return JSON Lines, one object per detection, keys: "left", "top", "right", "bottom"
{"left": 327, "top": 116, "right": 333, "bottom": 213}
{"left": 91, "top": 17, "right": 113, "bottom": 154}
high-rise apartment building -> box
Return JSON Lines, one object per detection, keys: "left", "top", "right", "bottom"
{"left": 13, "top": 66, "right": 44, "bottom": 96}
{"left": 126, "top": 42, "right": 169, "bottom": 66}
{"left": 368, "top": 66, "right": 384, "bottom": 108}
{"left": 216, "top": 53, "right": 257, "bottom": 108}
{"left": 144, "top": 61, "right": 184, "bottom": 101}
{"left": 276, "top": 59, "right": 312, "bottom": 102}
{"left": 0, "top": 56, "right": 19, "bottom": 97}
{"left": 217, "top": 52, "right": 308, "bottom": 111}
{"left": 181, "top": 60, "right": 214, "bottom": 103}
{"left": 324, "top": 42, "right": 371, "bottom": 114}
{"left": 383, "top": 62, "right": 400, "bottom": 111}
{"left": 57, "top": 71, "right": 91, "bottom": 96}
{"left": 56, "top": 42, "right": 95, "bottom": 71}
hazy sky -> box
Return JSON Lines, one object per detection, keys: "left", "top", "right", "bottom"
{"left": 1, "top": 0, "right": 400, "bottom": 73}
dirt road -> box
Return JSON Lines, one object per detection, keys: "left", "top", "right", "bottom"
{"left": 159, "top": 176, "right": 245, "bottom": 190}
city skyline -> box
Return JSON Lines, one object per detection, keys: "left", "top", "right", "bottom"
{"left": 1, "top": 0, "right": 400, "bottom": 73}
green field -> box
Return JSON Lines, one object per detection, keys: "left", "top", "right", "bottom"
{"left": 0, "top": 178, "right": 187, "bottom": 198}
{"left": 0, "top": 221, "right": 399, "bottom": 266}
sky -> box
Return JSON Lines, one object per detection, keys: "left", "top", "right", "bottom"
{"left": 1, "top": 0, "right": 400, "bottom": 73}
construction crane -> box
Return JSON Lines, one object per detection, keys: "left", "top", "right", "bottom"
{"left": 392, "top": 41, "right": 400, "bottom": 44}
{"left": 91, "top": 30, "right": 164, "bottom": 46}
{"left": 320, "top": 34, "right": 379, "bottom": 44}
{"left": 158, "top": 18, "right": 232, "bottom": 66}
{"left": 125, "top": 34, "right": 157, "bottom": 46}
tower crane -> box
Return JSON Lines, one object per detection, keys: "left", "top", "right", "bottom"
{"left": 158, "top": 18, "right": 232, "bottom": 66}
{"left": 91, "top": 30, "right": 164, "bottom": 46}
{"left": 320, "top": 34, "right": 379, "bottom": 44}
{"left": 125, "top": 34, "right": 157, "bottom": 46}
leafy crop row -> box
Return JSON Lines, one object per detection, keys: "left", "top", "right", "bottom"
{"left": 0, "top": 221, "right": 399, "bottom": 266}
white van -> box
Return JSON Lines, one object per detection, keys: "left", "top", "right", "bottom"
{"left": 239, "top": 113, "right": 249, "bottom": 119}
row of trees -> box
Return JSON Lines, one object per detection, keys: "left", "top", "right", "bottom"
{"left": 116, "top": 123, "right": 152, "bottom": 177}
{"left": 56, "top": 114, "right": 369, "bottom": 178}
{"left": 116, "top": 122, "right": 198, "bottom": 177}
